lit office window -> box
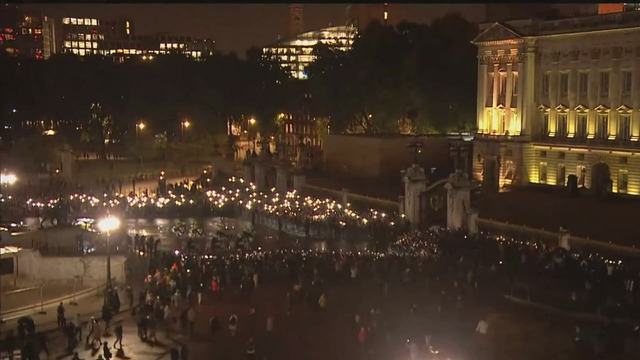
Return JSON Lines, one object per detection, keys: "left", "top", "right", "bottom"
{"left": 63, "top": 18, "right": 70, "bottom": 24}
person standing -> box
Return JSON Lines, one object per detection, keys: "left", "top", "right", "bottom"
{"left": 266, "top": 316, "right": 274, "bottom": 334}
{"left": 229, "top": 314, "right": 238, "bottom": 337}
{"left": 74, "top": 313, "right": 83, "bottom": 343}
{"left": 102, "top": 305, "right": 113, "bottom": 335}
{"left": 4, "top": 329, "right": 15, "bottom": 360}
{"left": 358, "top": 327, "right": 367, "bottom": 355}
{"left": 113, "top": 324, "right": 123, "bottom": 349}
{"left": 475, "top": 317, "right": 490, "bottom": 360}
{"left": 285, "top": 292, "right": 292, "bottom": 316}
{"left": 91, "top": 319, "right": 103, "bottom": 349}
{"left": 180, "top": 344, "right": 189, "bottom": 360}
{"left": 209, "top": 315, "right": 220, "bottom": 337}
{"left": 65, "top": 322, "right": 77, "bottom": 352}
{"left": 164, "top": 303, "right": 172, "bottom": 326}
{"left": 57, "top": 302, "right": 67, "bottom": 329}
{"left": 86, "top": 317, "right": 95, "bottom": 346}
{"left": 246, "top": 338, "right": 256, "bottom": 360}
{"left": 126, "top": 286, "right": 134, "bottom": 310}
{"left": 187, "top": 307, "right": 196, "bottom": 336}
{"left": 318, "top": 292, "right": 327, "bottom": 311}
{"left": 103, "top": 342, "right": 112, "bottom": 360}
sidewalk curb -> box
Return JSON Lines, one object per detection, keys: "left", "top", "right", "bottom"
{"left": 503, "top": 294, "right": 637, "bottom": 324}
{"left": 0, "top": 279, "right": 113, "bottom": 321}
{"left": 0, "top": 284, "right": 130, "bottom": 337}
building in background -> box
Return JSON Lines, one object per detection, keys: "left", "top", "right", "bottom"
{"left": 59, "top": 16, "right": 104, "bottom": 57}
{"left": 1, "top": 5, "right": 214, "bottom": 60}
{"left": 288, "top": 4, "right": 303, "bottom": 39}
{"left": 473, "top": 10, "right": 640, "bottom": 196}
{"left": 59, "top": 16, "right": 215, "bottom": 60}
{"left": 0, "top": 4, "right": 56, "bottom": 59}
{"left": 262, "top": 25, "right": 356, "bottom": 79}
{"left": 485, "top": 4, "right": 597, "bottom": 22}
{"left": 346, "top": 3, "right": 391, "bottom": 28}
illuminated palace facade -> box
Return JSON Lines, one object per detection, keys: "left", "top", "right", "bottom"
{"left": 262, "top": 25, "right": 357, "bottom": 79}
{"left": 473, "top": 10, "right": 640, "bottom": 195}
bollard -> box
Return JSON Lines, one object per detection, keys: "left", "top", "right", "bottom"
{"left": 38, "top": 284, "right": 46, "bottom": 314}
{"left": 70, "top": 276, "right": 79, "bottom": 305}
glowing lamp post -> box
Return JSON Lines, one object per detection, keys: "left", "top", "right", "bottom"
{"left": 136, "top": 121, "right": 146, "bottom": 171}
{"left": 1, "top": 173, "right": 17, "bottom": 186}
{"left": 181, "top": 119, "right": 191, "bottom": 141}
{"left": 248, "top": 117, "right": 257, "bottom": 152}
{"left": 97, "top": 216, "right": 120, "bottom": 290}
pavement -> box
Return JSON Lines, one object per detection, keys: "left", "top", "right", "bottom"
{"left": 1, "top": 280, "right": 98, "bottom": 317}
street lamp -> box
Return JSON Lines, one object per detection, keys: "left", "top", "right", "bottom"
{"left": 97, "top": 216, "right": 120, "bottom": 290}
{"left": 248, "top": 117, "right": 257, "bottom": 152}
{"left": 0, "top": 173, "right": 17, "bottom": 186}
{"left": 181, "top": 119, "right": 191, "bottom": 141}
{"left": 136, "top": 121, "right": 146, "bottom": 172}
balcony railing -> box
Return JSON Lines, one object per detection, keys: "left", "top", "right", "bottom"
{"left": 533, "top": 134, "right": 639, "bottom": 149}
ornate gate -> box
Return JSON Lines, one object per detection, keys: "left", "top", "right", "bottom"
{"left": 419, "top": 178, "right": 448, "bottom": 227}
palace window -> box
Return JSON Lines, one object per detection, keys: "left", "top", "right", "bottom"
{"left": 504, "top": 160, "right": 515, "bottom": 182}
{"left": 622, "top": 71, "right": 632, "bottom": 96}
{"left": 558, "top": 164, "right": 566, "bottom": 186}
{"left": 557, "top": 113, "right": 568, "bottom": 137}
{"left": 618, "top": 170, "right": 629, "bottom": 193}
{"left": 560, "top": 73, "right": 569, "bottom": 96}
{"left": 539, "top": 162, "right": 548, "bottom": 184}
{"left": 577, "top": 114, "right": 587, "bottom": 138}
{"left": 620, "top": 114, "right": 631, "bottom": 140}
{"left": 579, "top": 72, "right": 588, "bottom": 96}
{"left": 512, "top": 72, "right": 518, "bottom": 96}
{"left": 486, "top": 72, "right": 493, "bottom": 106}
{"left": 577, "top": 165, "right": 586, "bottom": 186}
{"left": 542, "top": 73, "right": 550, "bottom": 96}
{"left": 597, "top": 114, "right": 609, "bottom": 140}
{"left": 600, "top": 71, "right": 609, "bottom": 97}
{"left": 542, "top": 113, "right": 549, "bottom": 136}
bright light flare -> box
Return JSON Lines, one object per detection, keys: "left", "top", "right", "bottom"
{"left": 1, "top": 173, "right": 17, "bottom": 185}
{"left": 97, "top": 216, "right": 120, "bottom": 233}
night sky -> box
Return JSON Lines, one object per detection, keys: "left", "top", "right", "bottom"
{"left": 22, "top": 4, "right": 487, "bottom": 57}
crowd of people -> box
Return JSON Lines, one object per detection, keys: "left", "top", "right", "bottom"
{"left": 3, "top": 224, "right": 640, "bottom": 359}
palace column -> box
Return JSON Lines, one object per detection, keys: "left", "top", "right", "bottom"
{"left": 505, "top": 62, "right": 514, "bottom": 134}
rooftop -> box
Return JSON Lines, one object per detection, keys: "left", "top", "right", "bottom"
{"left": 477, "top": 10, "right": 640, "bottom": 41}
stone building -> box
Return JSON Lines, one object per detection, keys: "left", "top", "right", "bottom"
{"left": 473, "top": 10, "right": 640, "bottom": 195}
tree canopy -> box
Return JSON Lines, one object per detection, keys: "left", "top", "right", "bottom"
{"left": 307, "top": 13, "right": 478, "bottom": 135}
{"left": 0, "top": 13, "right": 479, "bottom": 160}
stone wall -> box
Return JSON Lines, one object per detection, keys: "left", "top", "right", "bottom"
{"left": 323, "top": 134, "right": 451, "bottom": 178}
{"left": 13, "top": 249, "right": 126, "bottom": 282}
